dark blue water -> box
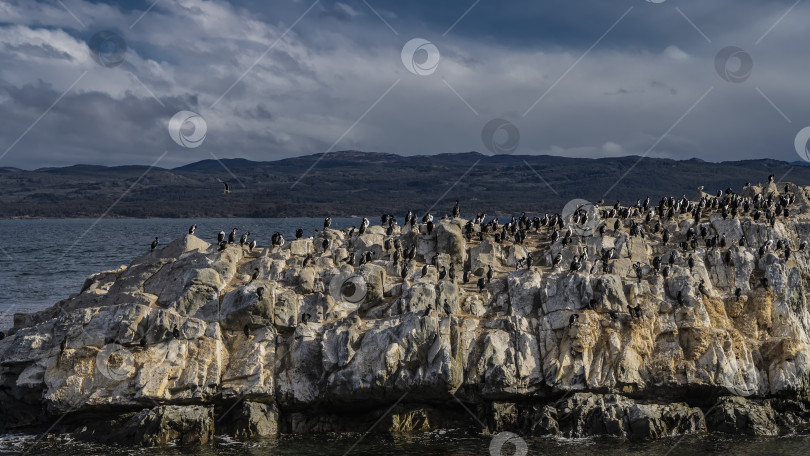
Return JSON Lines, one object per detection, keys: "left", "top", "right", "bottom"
{"left": 1, "top": 432, "right": 810, "bottom": 455}
{"left": 2, "top": 219, "right": 810, "bottom": 454}
{"left": 0, "top": 218, "right": 358, "bottom": 329}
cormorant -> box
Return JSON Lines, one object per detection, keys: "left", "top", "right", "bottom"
{"left": 422, "top": 265, "right": 428, "bottom": 278}
{"left": 217, "top": 178, "right": 230, "bottom": 194}
{"left": 322, "top": 239, "right": 330, "bottom": 251}
{"left": 240, "top": 232, "right": 250, "bottom": 246}
{"left": 426, "top": 220, "right": 434, "bottom": 235}
{"left": 243, "top": 325, "right": 250, "bottom": 337}
{"left": 486, "top": 265, "right": 493, "bottom": 283}
{"left": 687, "top": 255, "right": 695, "bottom": 271}
{"left": 250, "top": 268, "right": 259, "bottom": 282}
{"left": 172, "top": 325, "right": 180, "bottom": 339}
{"left": 151, "top": 237, "right": 159, "bottom": 251}
{"left": 228, "top": 228, "right": 239, "bottom": 244}
{"left": 463, "top": 269, "right": 470, "bottom": 283}
{"left": 324, "top": 217, "right": 332, "bottom": 229}
{"left": 438, "top": 266, "right": 447, "bottom": 281}
{"left": 249, "top": 240, "right": 257, "bottom": 251}
{"left": 452, "top": 200, "right": 460, "bottom": 218}
{"left": 677, "top": 291, "right": 684, "bottom": 306}
{"left": 477, "top": 277, "right": 486, "bottom": 292}
{"left": 698, "top": 280, "right": 710, "bottom": 298}
{"left": 218, "top": 230, "right": 226, "bottom": 243}
{"left": 296, "top": 228, "right": 304, "bottom": 239}
{"left": 189, "top": 224, "right": 197, "bottom": 235}
{"left": 139, "top": 336, "right": 146, "bottom": 348}
{"left": 568, "top": 313, "right": 578, "bottom": 328}
{"left": 257, "top": 287, "right": 265, "bottom": 300}
{"left": 735, "top": 287, "right": 742, "bottom": 301}
{"left": 301, "top": 313, "right": 311, "bottom": 324}
{"left": 449, "top": 264, "right": 455, "bottom": 281}
{"left": 552, "top": 254, "right": 562, "bottom": 268}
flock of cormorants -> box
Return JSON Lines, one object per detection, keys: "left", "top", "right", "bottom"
{"left": 141, "top": 175, "right": 804, "bottom": 331}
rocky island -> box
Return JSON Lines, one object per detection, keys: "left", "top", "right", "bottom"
{"left": 3, "top": 179, "right": 810, "bottom": 446}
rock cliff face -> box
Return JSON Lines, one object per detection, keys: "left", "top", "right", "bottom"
{"left": 3, "top": 182, "right": 810, "bottom": 445}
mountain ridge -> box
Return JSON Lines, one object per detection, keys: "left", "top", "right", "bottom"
{"left": 2, "top": 151, "right": 809, "bottom": 218}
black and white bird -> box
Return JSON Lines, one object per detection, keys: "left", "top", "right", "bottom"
{"left": 249, "top": 239, "right": 257, "bottom": 251}
{"left": 477, "top": 277, "right": 486, "bottom": 292}
{"left": 438, "top": 266, "right": 447, "bottom": 281}
{"left": 296, "top": 228, "right": 304, "bottom": 239}
{"left": 735, "top": 287, "right": 742, "bottom": 301}
{"left": 188, "top": 224, "right": 197, "bottom": 235}
{"left": 218, "top": 230, "right": 226, "bottom": 243}
{"left": 486, "top": 265, "right": 493, "bottom": 283}
{"left": 240, "top": 231, "right": 250, "bottom": 246}
{"left": 324, "top": 217, "right": 332, "bottom": 229}
{"left": 228, "top": 228, "right": 239, "bottom": 244}
{"left": 151, "top": 237, "right": 159, "bottom": 251}
{"left": 217, "top": 178, "right": 230, "bottom": 194}
{"left": 568, "top": 313, "right": 578, "bottom": 328}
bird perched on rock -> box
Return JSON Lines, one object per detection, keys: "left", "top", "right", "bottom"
{"left": 486, "top": 265, "right": 493, "bottom": 283}
{"left": 735, "top": 287, "right": 742, "bottom": 301}
{"left": 151, "top": 237, "right": 159, "bottom": 251}
{"left": 172, "top": 325, "right": 180, "bottom": 339}
{"left": 552, "top": 254, "right": 562, "bottom": 269}
{"left": 324, "top": 217, "right": 332, "bottom": 229}
{"left": 698, "top": 280, "right": 710, "bottom": 298}
{"left": 240, "top": 231, "right": 250, "bottom": 246}
{"left": 243, "top": 325, "right": 250, "bottom": 337}
{"left": 568, "top": 313, "right": 578, "bottom": 328}
{"left": 249, "top": 240, "right": 257, "bottom": 251}
{"left": 526, "top": 253, "right": 532, "bottom": 269}
{"left": 301, "top": 313, "right": 311, "bottom": 324}
{"left": 477, "top": 277, "right": 486, "bottom": 292}
{"left": 426, "top": 220, "right": 434, "bottom": 235}
{"left": 296, "top": 228, "right": 304, "bottom": 239}
{"left": 687, "top": 255, "right": 695, "bottom": 271}
{"left": 449, "top": 264, "right": 456, "bottom": 281}
{"left": 322, "top": 239, "right": 330, "bottom": 251}
{"left": 463, "top": 269, "right": 470, "bottom": 284}
{"left": 249, "top": 268, "right": 259, "bottom": 283}
{"left": 218, "top": 230, "right": 226, "bottom": 243}
{"left": 452, "top": 200, "right": 460, "bottom": 218}
{"left": 257, "top": 287, "right": 265, "bottom": 300}
{"left": 438, "top": 266, "right": 447, "bottom": 281}
{"left": 228, "top": 228, "right": 239, "bottom": 244}
{"left": 188, "top": 224, "right": 196, "bottom": 235}
{"left": 401, "top": 262, "right": 410, "bottom": 279}
{"left": 139, "top": 336, "right": 147, "bottom": 348}
{"left": 421, "top": 265, "right": 428, "bottom": 278}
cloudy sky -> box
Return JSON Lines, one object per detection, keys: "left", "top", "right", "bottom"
{"left": 0, "top": 0, "right": 808, "bottom": 169}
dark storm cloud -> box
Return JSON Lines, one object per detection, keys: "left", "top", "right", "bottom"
{"left": 0, "top": 0, "right": 808, "bottom": 169}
